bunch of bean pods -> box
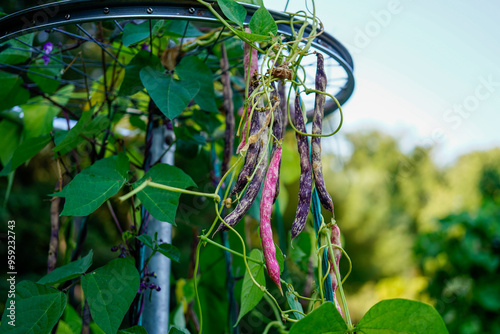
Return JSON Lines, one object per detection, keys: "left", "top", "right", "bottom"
{"left": 215, "top": 40, "right": 340, "bottom": 295}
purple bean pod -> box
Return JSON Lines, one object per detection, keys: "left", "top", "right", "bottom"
{"left": 312, "top": 53, "right": 334, "bottom": 214}
{"left": 230, "top": 97, "right": 265, "bottom": 197}
{"left": 290, "top": 95, "right": 313, "bottom": 241}
{"left": 214, "top": 113, "right": 270, "bottom": 234}
{"left": 220, "top": 43, "right": 234, "bottom": 178}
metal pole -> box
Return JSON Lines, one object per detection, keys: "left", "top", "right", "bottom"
{"left": 142, "top": 124, "right": 175, "bottom": 333}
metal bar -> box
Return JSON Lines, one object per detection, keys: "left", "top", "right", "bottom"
{"left": 141, "top": 123, "right": 174, "bottom": 333}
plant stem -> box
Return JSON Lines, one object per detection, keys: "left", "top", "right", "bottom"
{"left": 118, "top": 179, "right": 220, "bottom": 203}
{"left": 199, "top": 236, "right": 263, "bottom": 265}
{"left": 148, "top": 181, "right": 221, "bottom": 202}
{"left": 325, "top": 229, "right": 353, "bottom": 330}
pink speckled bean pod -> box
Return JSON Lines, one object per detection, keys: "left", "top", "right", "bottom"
{"left": 330, "top": 223, "right": 343, "bottom": 315}
{"left": 260, "top": 145, "right": 283, "bottom": 294}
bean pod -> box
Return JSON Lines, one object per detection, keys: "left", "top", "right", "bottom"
{"left": 215, "top": 116, "right": 270, "bottom": 234}
{"left": 290, "top": 95, "right": 313, "bottom": 241}
{"left": 220, "top": 43, "right": 234, "bottom": 178}
{"left": 270, "top": 83, "right": 285, "bottom": 203}
{"left": 312, "top": 53, "right": 334, "bottom": 214}
{"left": 260, "top": 145, "right": 283, "bottom": 294}
{"left": 329, "top": 223, "right": 343, "bottom": 315}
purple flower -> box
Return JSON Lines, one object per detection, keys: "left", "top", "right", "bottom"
{"left": 42, "top": 42, "right": 53, "bottom": 65}
{"left": 141, "top": 43, "right": 150, "bottom": 52}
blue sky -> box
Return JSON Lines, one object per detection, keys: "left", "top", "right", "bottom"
{"left": 265, "top": 0, "right": 500, "bottom": 164}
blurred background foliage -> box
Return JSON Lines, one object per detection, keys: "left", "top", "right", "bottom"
{"left": 2, "top": 128, "right": 499, "bottom": 332}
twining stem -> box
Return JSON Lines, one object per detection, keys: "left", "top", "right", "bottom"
{"left": 324, "top": 228, "right": 353, "bottom": 330}
{"left": 199, "top": 236, "right": 263, "bottom": 265}
{"left": 118, "top": 179, "right": 220, "bottom": 203}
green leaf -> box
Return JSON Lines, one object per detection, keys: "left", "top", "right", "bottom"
{"left": 217, "top": 0, "right": 247, "bottom": 27}
{"left": 285, "top": 285, "right": 304, "bottom": 320}
{"left": 118, "top": 325, "right": 148, "bottom": 334}
{"left": 55, "top": 320, "right": 75, "bottom": 334}
{"left": 60, "top": 154, "right": 130, "bottom": 216}
{"left": 169, "top": 327, "right": 190, "bottom": 334}
{"left": 0, "top": 134, "right": 52, "bottom": 176}
{"left": 38, "top": 250, "right": 94, "bottom": 285}
{"left": 140, "top": 66, "right": 199, "bottom": 119}
{"left": 134, "top": 163, "right": 196, "bottom": 223}
{"left": 122, "top": 21, "right": 149, "bottom": 46}
{"left": 249, "top": 6, "right": 277, "bottom": 37}
{"left": 164, "top": 20, "right": 203, "bottom": 37}
{"left": 27, "top": 63, "right": 62, "bottom": 95}
{"left": 236, "top": 249, "right": 266, "bottom": 324}
{"left": 136, "top": 234, "right": 154, "bottom": 249}
{"left": 176, "top": 56, "right": 218, "bottom": 112}
{"left": 0, "top": 72, "right": 29, "bottom": 112}
{"left": 234, "top": 29, "right": 271, "bottom": 42}
{"left": 275, "top": 243, "right": 284, "bottom": 274}
{"left": 0, "top": 280, "right": 67, "bottom": 333}
{"left": 158, "top": 243, "right": 181, "bottom": 262}
{"left": 119, "top": 50, "right": 162, "bottom": 96}
{"left": 289, "top": 302, "right": 347, "bottom": 334}
{"left": 22, "top": 85, "right": 73, "bottom": 138}
{"left": 0, "top": 120, "right": 21, "bottom": 165}
{"left": 82, "top": 258, "right": 140, "bottom": 334}
{"left": 356, "top": 299, "right": 449, "bottom": 334}
{"left": 53, "top": 110, "right": 110, "bottom": 155}
{"left": 0, "top": 33, "right": 34, "bottom": 64}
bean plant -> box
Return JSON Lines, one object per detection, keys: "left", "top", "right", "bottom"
{"left": 0, "top": 0, "right": 448, "bottom": 333}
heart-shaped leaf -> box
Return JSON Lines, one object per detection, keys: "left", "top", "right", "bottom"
{"left": 82, "top": 258, "right": 140, "bottom": 334}
{"left": 289, "top": 302, "right": 347, "bottom": 334}
{"left": 140, "top": 66, "right": 199, "bottom": 119}
{"left": 60, "top": 154, "right": 130, "bottom": 216}
{"left": 217, "top": 0, "right": 247, "bottom": 27}
{"left": 134, "top": 163, "right": 197, "bottom": 223}
{"left": 38, "top": 250, "right": 93, "bottom": 285}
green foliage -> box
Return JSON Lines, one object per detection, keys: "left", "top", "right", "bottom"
{"left": 0, "top": 72, "right": 29, "bottom": 111}
{"left": 119, "top": 51, "right": 162, "bottom": 96}
{"left": 140, "top": 66, "right": 200, "bottom": 119}
{"left": 176, "top": 56, "right": 218, "bottom": 113}
{"left": 59, "top": 154, "right": 130, "bottom": 216}
{"left": 133, "top": 163, "right": 197, "bottom": 223}
{"left": 0, "top": 33, "right": 34, "bottom": 64}
{"left": 38, "top": 250, "right": 94, "bottom": 285}
{"left": 81, "top": 258, "right": 140, "bottom": 334}
{"left": 236, "top": 249, "right": 266, "bottom": 324}
{"left": 217, "top": 0, "right": 247, "bottom": 27}
{"left": 0, "top": 135, "right": 51, "bottom": 176}
{"left": 415, "top": 170, "right": 500, "bottom": 334}
{"left": 289, "top": 302, "right": 346, "bottom": 334}
{"left": 356, "top": 299, "right": 448, "bottom": 333}
{"left": 0, "top": 281, "right": 67, "bottom": 333}
{"left": 249, "top": 6, "right": 277, "bottom": 37}
{"left": 53, "top": 110, "right": 110, "bottom": 155}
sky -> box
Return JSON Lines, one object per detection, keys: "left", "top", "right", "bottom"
{"left": 265, "top": 0, "right": 500, "bottom": 165}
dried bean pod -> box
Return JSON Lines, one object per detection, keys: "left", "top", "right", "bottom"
{"left": 290, "top": 95, "right": 313, "bottom": 241}
{"left": 260, "top": 145, "right": 283, "bottom": 294}
{"left": 220, "top": 43, "right": 234, "bottom": 177}
{"left": 312, "top": 53, "right": 334, "bottom": 214}
{"left": 215, "top": 118, "right": 270, "bottom": 234}
{"left": 329, "top": 223, "right": 343, "bottom": 315}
